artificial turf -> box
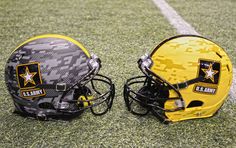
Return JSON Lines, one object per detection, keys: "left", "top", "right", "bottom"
{"left": 0, "top": 0, "right": 235, "bottom": 147}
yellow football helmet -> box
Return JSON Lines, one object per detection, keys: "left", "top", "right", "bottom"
{"left": 124, "top": 35, "right": 233, "bottom": 123}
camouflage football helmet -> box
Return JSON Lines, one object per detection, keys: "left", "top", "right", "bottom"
{"left": 5, "top": 34, "right": 115, "bottom": 120}
{"left": 124, "top": 35, "right": 232, "bottom": 123}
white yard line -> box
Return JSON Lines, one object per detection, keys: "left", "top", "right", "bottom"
{"left": 231, "top": 69, "right": 236, "bottom": 102}
{"left": 152, "top": 0, "right": 236, "bottom": 100}
{"left": 152, "top": 0, "right": 199, "bottom": 35}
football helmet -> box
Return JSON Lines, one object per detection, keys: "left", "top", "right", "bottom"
{"left": 124, "top": 35, "right": 232, "bottom": 123}
{"left": 5, "top": 34, "right": 115, "bottom": 120}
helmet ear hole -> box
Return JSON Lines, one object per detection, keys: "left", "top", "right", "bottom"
{"left": 187, "top": 100, "right": 203, "bottom": 108}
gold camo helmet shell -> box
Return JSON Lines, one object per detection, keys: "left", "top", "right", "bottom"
{"left": 124, "top": 35, "right": 233, "bottom": 123}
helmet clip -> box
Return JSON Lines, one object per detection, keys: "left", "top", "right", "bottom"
{"left": 56, "top": 83, "right": 67, "bottom": 92}
{"left": 138, "top": 54, "right": 152, "bottom": 73}
{"left": 89, "top": 53, "right": 101, "bottom": 74}
{"left": 175, "top": 81, "right": 188, "bottom": 90}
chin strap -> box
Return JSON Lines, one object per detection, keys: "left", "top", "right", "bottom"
{"left": 172, "top": 76, "right": 205, "bottom": 90}
{"left": 37, "top": 83, "right": 73, "bottom": 92}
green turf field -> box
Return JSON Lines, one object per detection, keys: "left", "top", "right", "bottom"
{"left": 0, "top": 0, "right": 235, "bottom": 147}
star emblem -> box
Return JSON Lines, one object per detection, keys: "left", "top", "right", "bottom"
{"left": 201, "top": 63, "right": 218, "bottom": 83}
{"left": 20, "top": 66, "right": 37, "bottom": 86}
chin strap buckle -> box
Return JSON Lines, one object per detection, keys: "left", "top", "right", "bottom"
{"left": 173, "top": 76, "right": 205, "bottom": 90}
{"left": 175, "top": 81, "right": 188, "bottom": 90}
{"left": 56, "top": 83, "right": 67, "bottom": 92}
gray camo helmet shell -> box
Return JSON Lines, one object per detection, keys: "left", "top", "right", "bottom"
{"left": 5, "top": 34, "right": 114, "bottom": 119}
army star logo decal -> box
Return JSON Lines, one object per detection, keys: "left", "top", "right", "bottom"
{"left": 20, "top": 66, "right": 37, "bottom": 86}
{"left": 201, "top": 63, "right": 218, "bottom": 83}
{"left": 16, "top": 62, "right": 46, "bottom": 98}
{"left": 194, "top": 60, "right": 220, "bottom": 95}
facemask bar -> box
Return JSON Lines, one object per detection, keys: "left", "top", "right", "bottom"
{"left": 124, "top": 77, "right": 184, "bottom": 111}
{"left": 89, "top": 74, "right": 115, "bottom": 115}
{"left": 57, "top": 54, "right": 114, "bottom": 115}
{"left": 139, "top": 54, "right": 184, "bottom": 108}
{"left": 124, "top": 54, "right": 186, "bottom": 122}
{"left": 60, "top": 74, "right": 115, "bottom": 115}
{"left": 138, "top": 54, "right": 184, "bottom": 101}
{"left": 124, "top": 78, "right": 172, "bottom": 123}
{"left": 124, "top": 76, "right": 152, "bottom": 116}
